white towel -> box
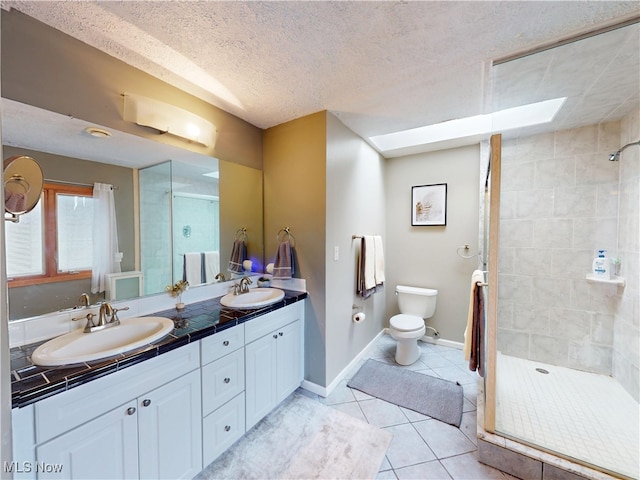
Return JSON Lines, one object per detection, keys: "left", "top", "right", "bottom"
{"left": 363, "top": 236, "right": 376, "bottom": 290}
{"left": 204, "top": 251, "right": 220, "bottom": 283}
{"left": 184, "top": 252, "right": 203, "bottom": 286}
{"left": 464, "top": 270, "right": 486, "bottom": 360}
{"left": 373, "top": 235, "right": 385, "bottom": 286}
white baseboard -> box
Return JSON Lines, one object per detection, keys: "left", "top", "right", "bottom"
{"left": 420, "top": 334, "right": 463, "bottom": 350}
{"left": 300, "top": 329, "right": 386, "bottom": 398}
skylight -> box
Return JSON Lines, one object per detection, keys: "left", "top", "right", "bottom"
{"left": 369, "top": 97, "right": 567, "bottom": 154}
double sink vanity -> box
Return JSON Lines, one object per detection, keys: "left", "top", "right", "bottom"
{"left": 10, "top": 286, "right": 307, "bottom": 479}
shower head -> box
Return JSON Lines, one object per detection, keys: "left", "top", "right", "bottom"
{"left": 609, "top": 140, "right": 640, "bottom": 161}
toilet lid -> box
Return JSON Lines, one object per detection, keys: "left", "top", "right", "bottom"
{"left": 390, "top": 314, "right": 424, "bottom": 332}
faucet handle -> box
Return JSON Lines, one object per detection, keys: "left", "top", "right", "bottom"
{"left": 72, "top": 312, "right": 97, "bottom": 332}
{"left": 110, "top": 306, "right": 129, "bottom": 324}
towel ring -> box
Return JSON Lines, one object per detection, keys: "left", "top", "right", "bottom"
{"left": 456, "top": 244, "right": 477, "bottom": 259}
{"left": 276, "top": 227, "right": 296, "bottom": 247}
{"left": 235, "top": 227, "right": 247, "bottom": 241}
{"left": 4, "top": 174, "right": 31, "bottom": 194}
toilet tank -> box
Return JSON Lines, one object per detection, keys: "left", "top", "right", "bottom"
{"left": 396, "top": 285, "right": 438, "bottom": 318}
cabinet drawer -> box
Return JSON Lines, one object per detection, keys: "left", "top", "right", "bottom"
{"left": 245, "top": 301, "right": 304, "bottom": 344}
{"left": 35, "top": 342, "right": 199, "bottom": 444}
{"left": 200, "top": 324, "right": 244, "bottom": 365}
{"left": 202, "top": 348, "right": 245, "bottom": 416}
{"left": 202, "top": 393, "right": 245, "bottom": 466}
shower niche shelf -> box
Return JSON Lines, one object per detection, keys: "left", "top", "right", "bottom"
{"left": 585, "top": 274, "right": 625, "bottom": 287}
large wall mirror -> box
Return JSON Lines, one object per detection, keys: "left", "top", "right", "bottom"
{"left": 3, "top": 99, "right": 264, "bottom": 320}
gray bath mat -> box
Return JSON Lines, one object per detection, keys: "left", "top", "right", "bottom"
{"left": 348, "top": 358, "right": 464, "bottom": 427}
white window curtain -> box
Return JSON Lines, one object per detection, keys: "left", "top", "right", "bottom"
{"left": 91, "top": 183, "right": 122, "bottom": 293}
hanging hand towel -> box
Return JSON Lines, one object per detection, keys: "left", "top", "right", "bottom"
{"left": 273, "top": 240, "right": 294, "bottom": 279}
{"left": 463, "top": 270, "right": 486, "bottom": 361}
{"left": 204, "top": 251, "right": 220, "bottom": 283}
{"left": 228, "top": 240, "right": 246, "bottom": 274}
{"left": 183, "top": 252, "right": 203, "bottom": 286}
{"left": 357, "top": 236, "right": 378, "bottom": 299}
{"left": 373, "top": 235, "right": 385, "bottom": 286}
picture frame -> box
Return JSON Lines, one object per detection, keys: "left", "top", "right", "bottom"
{"left": 411, "top": 183, "right": 447, "bottom": 226}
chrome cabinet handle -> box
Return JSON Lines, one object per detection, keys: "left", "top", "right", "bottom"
{"left": 223, "top": 340, "right": 229, "bottom": 346}
{"left": 273, "top": 334, "right": 278, "bottom": 339}
{"left": 224, "top": 425, "right": 231, "bottom": 432}
{"left": 142, "top": 399, "right": 151, "bottom": 407}
{"left": 278, "top": 332, "right": 283, "bottom": 337}
{"left": 126, "top": 407, "right": 136, "bottom": 415}
{"left": 224, "top": 377, "right": 231, "bottom": 384}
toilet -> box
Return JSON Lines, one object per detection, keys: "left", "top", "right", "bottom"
{"left": 388, "top": 285, "right": 438, "bottom": 365}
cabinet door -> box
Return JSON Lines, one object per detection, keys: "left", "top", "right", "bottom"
{"left": 138, "top": 370, "right": 202, "bottom": 480}
{"left": 36, "top": 402, "right": 139, "bottom": 480}
{"left": 245, "top": 332, "right": 278, "bottom": 430}
{"left": 276, "top": 320, "right": 303, "bottom": 402}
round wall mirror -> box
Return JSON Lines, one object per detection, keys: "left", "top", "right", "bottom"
{"left": 3, "top": 155, "right": 44, "bottom": 215}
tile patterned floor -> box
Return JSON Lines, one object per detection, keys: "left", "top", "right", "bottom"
{"left": 496, "top": 352, "right": 640, "bottom": 480}
{"left": 299, "top": 334, "right": 515, "bottom": 480}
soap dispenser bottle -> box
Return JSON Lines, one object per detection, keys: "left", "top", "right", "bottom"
{"left": 592, "top": 250, "right": 610, "bottom": 280}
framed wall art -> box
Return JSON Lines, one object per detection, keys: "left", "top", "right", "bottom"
{"left": 411, "top": 183, "right": 447, "bottom": 226}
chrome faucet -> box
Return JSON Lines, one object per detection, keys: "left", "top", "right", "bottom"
{"left": 233, "top": 276, "right": 253, "bottom": 295}
{"left": 72, "top": 302, "right": 128, "bottom": 333}
{"left": 79, "top": 293, "right": 90, "bottom": 308}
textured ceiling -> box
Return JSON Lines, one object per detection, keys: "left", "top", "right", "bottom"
{"left": 1, "top": 1, "right": 639, "bottom": 160}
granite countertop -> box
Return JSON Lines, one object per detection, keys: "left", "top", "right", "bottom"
{"left": 10, "top": 289, "right": 307, "bottom": 409}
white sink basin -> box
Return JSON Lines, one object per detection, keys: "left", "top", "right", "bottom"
{"left": 31, "top": 316, "right": 175, "bottom": 367}
{"left": 220, "top": 288, "right": 285, "bottom": 309}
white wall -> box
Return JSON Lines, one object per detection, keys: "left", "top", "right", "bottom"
{"left": 325, "top": 113, "right": 386, "bottom": 384}
{"left": 385, "top": 145, "right": 481, "bottom": 343}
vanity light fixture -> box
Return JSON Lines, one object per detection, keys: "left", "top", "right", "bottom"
{"left": 84, "top": 127, "right": 112, "bottom": 138}
{"left": 122, "top": 92, "right": 216, "bottom": 147}
{"left": 369, "top": 97, "right": 567, "bottom": 155}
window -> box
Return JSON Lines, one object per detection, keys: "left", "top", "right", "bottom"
{"left": 6, "top": 183, "right": 94, "bottom": 287}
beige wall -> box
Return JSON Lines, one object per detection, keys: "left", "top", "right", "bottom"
{"left": 263, "top": 112, "right": 327, "bottom": 386}
{"left": 385, "top": 145, "right": 481, "bottom": 342}
{"left": 1, "top": 9, "right": 262, "bottom": 169}
{"left": 325, "top": 113, "right": 386, "bottom": 383}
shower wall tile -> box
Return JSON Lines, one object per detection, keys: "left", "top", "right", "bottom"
{"left": 478, "top": 439, "right": 542, "bottom": 480}
{"left": 554, "top": 125, "right": 598, "bottom": 157}
{"left": 575, "top": 153, "right": 620, "bottom": 185}
{"left": 552, "top": 186, "right": 597, "bottom": 218}
{"left": 530, "top": 336, "right": 569, "bottom": 367}
{"left": 512, "top": 303, "right": 550, "bottom": 335}
{"left": 535, "top": 156, "right": 576, "bottom": 188}
{"left": 499, "top": 274, "right": 533, "bottom": 304}
{"left": 550, "top": 249, "right": 592, "bottom": 279}
{"left": 497, "top": 329, "right": 529, "bottom": 357}
{"left": 533, "top": 219, "right": 573, "bottom": 248}
{"left": 514, "top": 248, "right": 552, "bottom": 276}
{"left": 572, "top": 217, "right": 617, "bottom": 251}
{"left": 591, "top": 313, "right": 614, "bottom": 346}
{"left": 499, "top": 190, "right": 517, "bottom": 219}
{"left": 567, "top": 342, "right": 612, "bottom": 374}
{"left": 498, "top": 122, "right": 622, "bottom": 375}
{"left": 516, "top": 189, "right": 555, "bottom": 218}
{"left": 594, "top": 184, "right": 619, "bottom": 217}
{"left": 500, "top": 219, "right": 534, "bottom": 247}
{"left": 501, "top": 161, "right": 535, "bottom": 192}
{"left": 531, "top": 277, "right": 571, "bottom": 308}
{"left": 549, "top": 308, "right": 592, "bottom": 343}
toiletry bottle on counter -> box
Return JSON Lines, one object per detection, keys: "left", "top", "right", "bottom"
{"left": 592, "top": 250, "right": 610, "bottom": 280}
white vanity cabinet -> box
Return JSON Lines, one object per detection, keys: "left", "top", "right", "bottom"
{"left": 13, "top": 343, "right": 202, "bottom": 480}
{"left": 200, "top": 324, "right": 246, "bottom": 465}
{"left": 244, "top": 301, "right": 304, "bottom": 430}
